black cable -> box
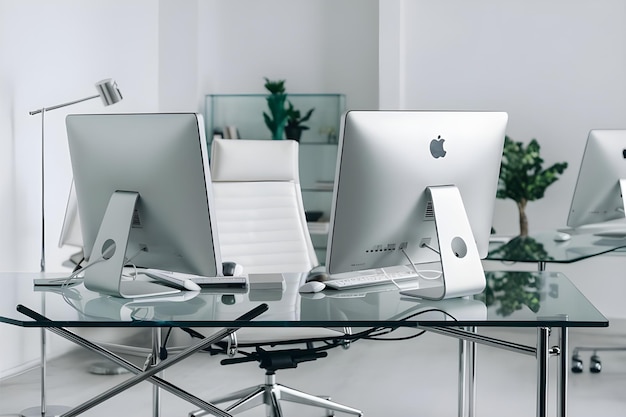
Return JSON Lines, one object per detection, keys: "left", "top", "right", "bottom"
{"left": 362, "top": 329, "right": 428, "bottom": 341}
{"left": 356, "top": 308, "right": 458, "bottom": 341}
{"left": 207, "top": 307, "right": 460, "bottom": 362}
{"left": 159, "top": 328, "right": 174, "bottom": 360}
{"left": 162, "top": 327, "right": 173, "bottom": 347}
{"left": 72, "top": 257, "right": 85, "bottom": 273}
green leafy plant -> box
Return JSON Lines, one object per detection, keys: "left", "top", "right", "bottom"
{"left": 497, "top": 136, "right": 568, "bottom": 236}
{"left": 284, "top": 100, "right": 315, "bottom": 141}
{"left": 263, "top": 77, "right": 288, "bottom": 140}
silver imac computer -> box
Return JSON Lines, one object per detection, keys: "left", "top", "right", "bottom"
{"left": 66, "top": 113, "right": 222, "bottom": 298}
{"left": 326, "top": 110, "right": 508, "bottom": 300}
{"left": 567, "top": 129, "right": 626, "bottom": 233}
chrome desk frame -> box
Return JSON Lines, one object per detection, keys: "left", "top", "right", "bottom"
{"left": 9, "top": 303, "right": 268, "bottom": 417}
{"left": 433, "top": 325, "right": 567, "bottom": 417}
{"left": 0, "top": 271, "right": 606, "bottom": 417}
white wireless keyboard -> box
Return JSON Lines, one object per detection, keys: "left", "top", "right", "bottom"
{"left": 324, "top": 271, "right": 420, "bottom": 290}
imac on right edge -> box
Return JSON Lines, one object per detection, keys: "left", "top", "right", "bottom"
{"left": 326, "top": 110, "right": 508, "bottom": 300}
{"left": 567, "top": 129, "right": 626, "bottom": 232}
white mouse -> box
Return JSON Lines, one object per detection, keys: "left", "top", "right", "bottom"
{"left": 299, "top": 281, "right": 326, "bottom": 293}
{"left": 553, "top": 232, "right": 571, "bottom": 242}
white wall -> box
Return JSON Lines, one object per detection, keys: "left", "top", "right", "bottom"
{"left": 196, "top": 0, "right": 379, "bottom": 110}
{"left": 0, "top": 0, "right": 162, "bottom": 273}
{"left": 158, "top": 0, "right": 200, "bottom": 112}
{"left": 380, "top": 0, "right": 626, "bottom": 319}
{"left": 381, "top": 0, "right": 626, "bottom": 234}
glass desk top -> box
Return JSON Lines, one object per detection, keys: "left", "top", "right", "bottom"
{"left": 0, "top": 271, "right": 607, "bottom": 329}
{"left": 487, "top": 231, "right": 626, "bottom": 264}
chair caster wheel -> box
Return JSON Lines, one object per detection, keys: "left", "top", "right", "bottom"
{"left": 589, "top": 354, "right": 602, "bottom": 373}
{"left": 571, "top": 354, "right": 584, "bottom": 373}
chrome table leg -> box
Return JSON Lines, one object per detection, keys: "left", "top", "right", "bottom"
{"left": 557, "top": 326, "right": 568, "bottom": 417}
{"left": 536, "top": 327, "right": 550, "bottom": 417}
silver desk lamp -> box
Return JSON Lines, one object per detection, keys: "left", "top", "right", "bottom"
{"left": 23, "top": 79, "right": 122, "bottom": 417}
{"left": 29, "top": 78, "right": 122, "bottom": 272}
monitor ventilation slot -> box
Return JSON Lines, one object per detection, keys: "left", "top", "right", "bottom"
{"left": 132, "top": 209, "right": 143, "bottom": 228}
{"left": 424, "top": 200, "right": 435, "bottom": 221}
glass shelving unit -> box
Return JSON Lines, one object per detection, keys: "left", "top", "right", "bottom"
{"left": 204, "top": 93, "right": 347, "bottom": 262}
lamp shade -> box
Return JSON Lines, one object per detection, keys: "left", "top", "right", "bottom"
{"left": 95, "top": 78, "right": 123, "bottom": 106}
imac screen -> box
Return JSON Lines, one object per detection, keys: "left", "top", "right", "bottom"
{"left": 567, "top": 129, "right": 626, "bottom": 229}
{"left": 326, "top": 110, "right": 507, "bottom": 298}
{"left": 66, "top": 113, "right": 222, "bottom": 298}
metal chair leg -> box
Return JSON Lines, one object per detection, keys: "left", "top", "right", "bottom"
{"left": 273, "top": 384, "right": 362, "bottom": 416}
{"left": 190, "top": 372, "right": 363, "bottom": 417}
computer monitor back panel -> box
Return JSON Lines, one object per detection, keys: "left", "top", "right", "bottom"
{"left": 326, "top": 110, "right": 507, "bottom": 275}
{"left": 567, "top": 129, "right": 626, "bottom": 228}
{"left": 67, "top": 113, "right": 221, "bottom": 278}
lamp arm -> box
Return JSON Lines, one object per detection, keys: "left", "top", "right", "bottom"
{"left": 29, "top": 94, "right": 100, "bottom": 116}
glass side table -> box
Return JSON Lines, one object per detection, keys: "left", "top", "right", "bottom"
{"left": 487, "top": 230, "right": 626, "bottom": 374}
{"left": 486, "top": 230, "right": 626, "bottom": 271}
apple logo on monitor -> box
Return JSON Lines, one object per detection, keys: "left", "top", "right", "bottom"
{"left": 430, "top": 135, "right": 447, "bottom": 158}
{"left": 622, "top": 148, "right": 626, "bottom": 159}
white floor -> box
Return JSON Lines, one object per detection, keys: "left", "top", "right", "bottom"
{"left": 1, "top": 322, "right": 625, "bottom": 417}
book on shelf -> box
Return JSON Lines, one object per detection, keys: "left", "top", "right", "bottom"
{"left": 223, "top": 125, "right": 240, "bottom": 139}
{"left": 307, "top": 221, "right": 330, "bottom": 234}
{"left": 313, "top": 180, "right": 334, "bottom": 191}
{"left": 213, "top": 129, "right": 224, "bottom": 141}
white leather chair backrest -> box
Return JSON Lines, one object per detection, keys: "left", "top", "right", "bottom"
{"left": 58, "top": 181, "right": 83, "bottom": 248}
{"left": 210, "top": 138, "right": 319, "bottom": 274}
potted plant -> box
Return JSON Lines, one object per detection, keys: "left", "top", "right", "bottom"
{"left": 497, "top": 136, "right": 568, "bottom": 237}
{"left": 284, "top": 100, "right": 315, "bottom": 142}
{"left": 262, "top": 78, "right": 289, "bottom": 140}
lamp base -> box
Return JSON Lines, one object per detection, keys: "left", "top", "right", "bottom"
{"left": 20, "top": 405, "right": 71, "bottom": 417}
{"left": 87, "top": 361, "right": 130, "bottom": 376}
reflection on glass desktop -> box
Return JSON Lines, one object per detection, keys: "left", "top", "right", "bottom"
{"left": 83, "top": 292, "right": 205, "bottom": 321}
{"left": 300, "top": 290, "right": 487, "bottom": 323}
{"left": 66, "top": 113, "right": 223, "bottom": 299}
{"left": 325, "top": 110, "right": 508, "bottom": 300}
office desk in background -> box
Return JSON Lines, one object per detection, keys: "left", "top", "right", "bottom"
{"left": 487, "top": 230, "right": 626, "bottom": 271}
{"left": 0, "top": 271, "right": 608, "bottom": 417}
{"left": 487, "top": 230, "right": 626, "bottom": 375}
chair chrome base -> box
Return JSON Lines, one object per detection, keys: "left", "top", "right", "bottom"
{"left": 571, "top": 346, "right": 626, "bottom": 373}
{"left": 189, "top": 373, "right": 363, "bottom": 417}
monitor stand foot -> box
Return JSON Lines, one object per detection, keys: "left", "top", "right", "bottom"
{"left": 20, "top": 405, "right": 71, "bottom": 417}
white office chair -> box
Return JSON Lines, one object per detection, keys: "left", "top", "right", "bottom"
{"left": 189, "top": 138, "right": 361, "bottom": 417}
{"left": 210, "top": 137, "right": 318, "bottom": 273}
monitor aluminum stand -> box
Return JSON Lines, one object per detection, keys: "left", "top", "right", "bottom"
{"left": 401, "top": 185, "right": 486, "bottom": 300}
{"left": 83, "top": 191, "right": 180, "bottom": 298}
